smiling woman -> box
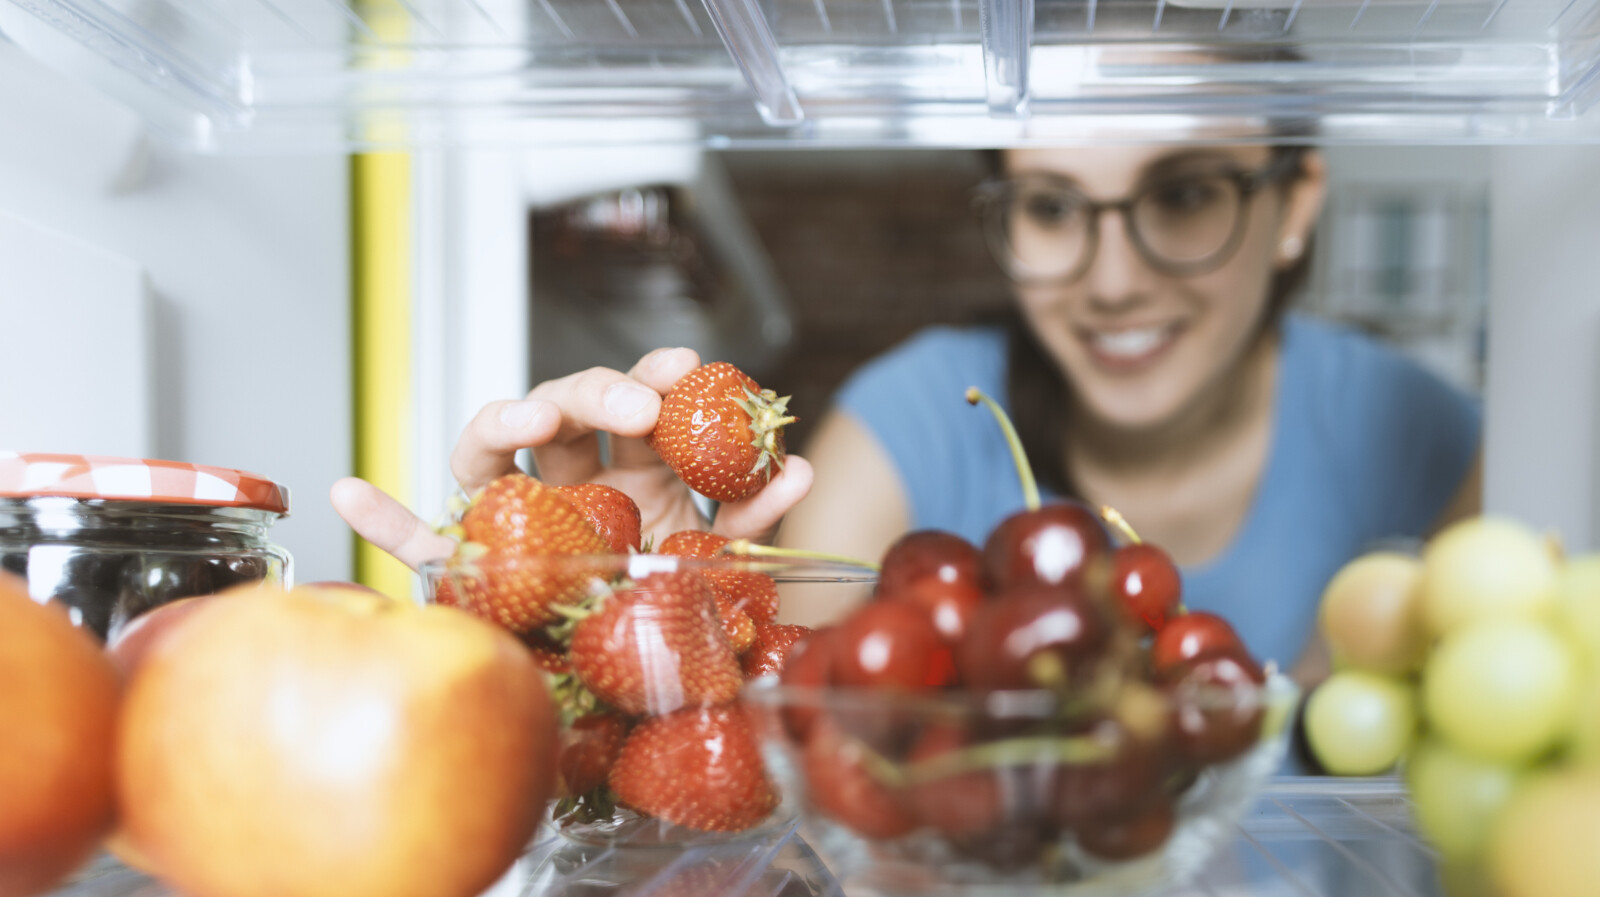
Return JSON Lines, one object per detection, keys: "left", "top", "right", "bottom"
{"left": 777, "top": 144, "right": 1483, "bottom": 693}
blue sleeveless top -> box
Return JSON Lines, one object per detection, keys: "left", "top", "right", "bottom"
{"left": 833, "top": 313, "right": 1481, "bottom": 670}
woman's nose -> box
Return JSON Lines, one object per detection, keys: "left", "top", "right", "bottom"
{"left": 1082, "top": 208, "right": 1150, "bottom": 307}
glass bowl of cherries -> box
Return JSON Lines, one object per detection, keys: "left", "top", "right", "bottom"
{"left": 743, "top": 390, "right": 1298, "bottom": 896}
{"left": 744, "top": 515, "right": 1297, "bottom": 897}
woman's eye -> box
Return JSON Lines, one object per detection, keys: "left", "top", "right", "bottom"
{"left": 1151, "top": 179, "right": 1225, "bottom": 213}
{"left": 1020, "top": 192, "right": 1077, "bottom": 226}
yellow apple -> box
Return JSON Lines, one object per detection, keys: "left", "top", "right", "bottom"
{"left": 1319, "top": 552, "right": 1428, "bottom": 674}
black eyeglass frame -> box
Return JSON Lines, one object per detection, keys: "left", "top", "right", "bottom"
{"left": 973, "top": 151, "right": 1306, "bottom": 286}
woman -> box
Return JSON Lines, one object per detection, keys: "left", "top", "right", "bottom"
{"left": 333, "top": 143, "right": 1481, "bottom": 683}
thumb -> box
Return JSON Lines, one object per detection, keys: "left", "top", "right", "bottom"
{"left": 709, "top": 455, "right": 814, "bottom": 545}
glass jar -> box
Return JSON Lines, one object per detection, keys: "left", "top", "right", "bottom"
{"left": 0, "top": 452, "right": 291, "bottom": 641}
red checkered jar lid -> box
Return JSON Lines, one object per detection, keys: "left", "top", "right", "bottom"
{"left": 0, "top": 451, "right": 289, "bottom": 516}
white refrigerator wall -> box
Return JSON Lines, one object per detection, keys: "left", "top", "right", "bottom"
{"left": 0, "top": 41, "right": 352, "bottom": 583}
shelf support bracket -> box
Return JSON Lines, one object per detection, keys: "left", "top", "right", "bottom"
{"left": 978, "top": 0, "right": 1033, "bottom": 116}
{"left": 699, "top": 0, "right": 804, "bottom": 126}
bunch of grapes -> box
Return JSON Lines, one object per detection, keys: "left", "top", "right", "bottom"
{"left": 1306, "top": 515, "right": 1600, "bottom": 897}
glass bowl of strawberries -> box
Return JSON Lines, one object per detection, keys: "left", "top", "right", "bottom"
{"left": 741, "top": 511, "right": 1300, "bottom": 897}
{"left": 417, "top": 476, "right": 875, "bottom": 847}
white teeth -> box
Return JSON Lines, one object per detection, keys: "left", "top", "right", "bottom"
{"left": 1091, "top": 327, "right": 1168, "bottom": 359}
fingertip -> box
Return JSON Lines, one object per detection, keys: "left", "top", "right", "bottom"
{"left": 498, "top": 398, "right": 559, "bottom": 440}
{"left": 633, "top": 347, "right": 701, "bottom": 393}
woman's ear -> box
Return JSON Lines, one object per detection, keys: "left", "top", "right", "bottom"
{"left": 1275, "top": 150, "right": 1328, "bottom": 269}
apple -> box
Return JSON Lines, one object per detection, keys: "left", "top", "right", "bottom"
{"left": 105, "top": 594, "right": 215, "bottom": 675}
{"left": 1318, "top": 552, "right": 1428, "bottom": 675}
{"left": 116, "top": 583, "right": 558, "bottom": 897}
{"left": 0, "top": 571, "right": 121, "bottom": 897}
{"left": 1489, "top": 766, "right": 1600, "bottom": 897}
{"left": 1419, "top": 516, "right": 1558, "bottom": 637}
{"left": 1303, "top": 670, "right": 1416, "bottom": 776}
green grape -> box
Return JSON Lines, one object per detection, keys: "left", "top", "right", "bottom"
{"left": 1419, "top": 516, "right": 1557, "bottom": 637}
{"left": 1303, "top": 670, "right": 1416, "bottom": 776}
{"left": 1554, "top": 554, "right": 1600, "bottom": 663}
{"left": 1319, "top": 553, "right": 1428, "bottom": 675}
{"left": 1422, "top": 619, "right": 1578, "bottom": 764}
{"left": 1489, "top": 766, "right": 1600, "bottom": 897}
{"left": 1406, "top": 737, "right": 1524, "bottom": 861}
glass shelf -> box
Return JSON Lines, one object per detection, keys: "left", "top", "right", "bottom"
{"left": 50, "top": 777, "right": 1448, "bottom": 897}
{"left": 2, "top": 0, "right": 1600, "bottom": 147}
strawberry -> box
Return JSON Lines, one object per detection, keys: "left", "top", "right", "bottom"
{"left": 741, "top": 621, "right": 811, "bottom": 678}
{"left": 658, "top": 530, "right": 780, "bottom": 622}
{"left": 713, "top": 590, "right": 757, "bottom": 655}
{"left": 439, "top": 473, "right": 610, "bottom": 631}
{"left": 568, "top": 571, "right": 742, "bottom": 716}
{"left": 801, "top": 715, "right": 915, "bottom": 840}
{"left": 558, "top": 712, "right": 630, "bottom": 798}
{"left": 517, "top": 628, "right": 572, "bottom": 675}
{"left": 555, "top": 483, "right": 642, "bottom": 554}
{"left": 608, "top": 703, "right": 780, "bottom": 832}
{"left": 460, "top": 472, "right": 606, "bottom": 556}
{"left": 647, "top": 361, "right": 796, "bottom": 503}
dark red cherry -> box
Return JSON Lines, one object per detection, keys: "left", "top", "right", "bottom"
{"left": 1110, "top": 542, "right": 1182, "bottom": 634}
{"left": 983, "top": 502, "right": 1113, "bottom": 593}
{"left": 833, "top": 600, "right": 956, "bottom": 690}
{"left": 778, "top": 626, "right": 837, "bottom": 743}
{"left": 1164, "top": 648, "right": 1267, "bottom": 766}
{"left": 1076, "top": 796, "right": 1177, "bottom": 861}
{"left": 877, "top": 529, "right": 985, "bottom": 596}
{"left": 1150, "top": 611, "right": 1246, "bottom": 679}
{"left": 1051, "top": 714, "right": 1173, "bottom": 832}
{"left": 958, "top": 584, "right": 1110, "bottom": 691}
{"left": 884, "top": 576, "right": 986, "bottom": 644}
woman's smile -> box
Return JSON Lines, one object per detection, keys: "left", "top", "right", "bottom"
{"left": 1077, "top": 321, "right": 1185, "bottom": 373}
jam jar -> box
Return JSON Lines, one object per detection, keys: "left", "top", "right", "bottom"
{"left": 0, "top": 451, "right": 292, "bottom": 641}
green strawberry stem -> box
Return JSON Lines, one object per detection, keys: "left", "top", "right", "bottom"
{"left": 719, "top": 539, "right": 879, "bottom": 572}
{"left": 965, "top": 387, "right": 1040, "bottom": 512}
{"left": 1098, "top": 505, "right": 1143, "bottom": 545}
{"left": 736, "top": 386, "right": 798, "bottom": 476}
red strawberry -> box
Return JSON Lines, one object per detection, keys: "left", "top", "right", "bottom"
{"left": 647, "top": 362, "right": 796, "bottom": 503}
{"left": 518, "top": 628, "right": 572, "bottom": 675}
{"left": 658, "top": 530, "right": 780, "bottom": 622}
{"left": 742, "top": 621, "right": 811, "bottom": 678}
{"left": 802, "top": 715, "right": 915, "bottom": 840}
{"left": 558, "top": 712, "right": 630, "bottom": 798}
{"left": 713, "top": 590, "right": 757, "bottom": 655}
{"left": 609, "top": 703, "right": 780, "bottom": 832}
{"left": 568, "top": 571, "right": 742, "bottom": 716}
{"left": 460, "top": 472, "right": 606, "bottom": 556}
{"left": 441, "top": 473, "right": 609, "bottom": 631}
{"left": 555, "top": 483, "right": 642, "bottom": 554}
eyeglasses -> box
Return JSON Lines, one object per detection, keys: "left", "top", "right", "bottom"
{"left": 974, "top": 154, "right": 1301, "bottom": 286}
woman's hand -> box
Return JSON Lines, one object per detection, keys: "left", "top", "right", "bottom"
{"left": 330, "top": 347, "right": 814, "bottom": 571}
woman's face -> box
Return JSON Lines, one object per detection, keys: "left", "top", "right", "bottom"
{"left": 1003, "top": 145, "right": 1324, "bottom": 433}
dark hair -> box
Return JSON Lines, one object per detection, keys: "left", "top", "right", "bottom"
{"left": 992, "top": 146, "right": 1317, "bottom": 499}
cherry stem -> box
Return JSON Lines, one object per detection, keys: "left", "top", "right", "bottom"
{"left": 1099, "top": 505, "right": 1143, "bottom": 545}
{"left": 965, "top": 387, "right": 1040, "bottom": 512}
{"left": 719, "top": 540, "right": 880, "bottom": 572}
{"left": 901, "top": 734, "right": 1115, "bottom": 785}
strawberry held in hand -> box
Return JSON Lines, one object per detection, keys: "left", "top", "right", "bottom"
{"left": 648, "top": 361, "right": 796, "bottom": 503}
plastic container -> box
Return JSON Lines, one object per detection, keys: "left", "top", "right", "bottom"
{"left": 0, "top": 451, "right": 292, "bottom": 641}
{"left": 744, "top": 672, "right": 1299, "bottom": 897}
{"left": 419, "top": 550, "right": 876, "bottom": 847}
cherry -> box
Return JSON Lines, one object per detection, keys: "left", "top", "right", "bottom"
{"left": 877, "top": 530, "right": 985, "bottom": 596}
{"left": 1076, "top": 796, "right": 1177, "bottom": 861}
{"left": 1111, "top": 542, "right": 1183, "bottom": 634}
{"left": 1051, "top": 705, "right": 1173, "bottom": 831}
{"left": 957, "top": 584, "right": 1110, "bottom": 692}
{"left": 777, "top": 626, "right": 837, "bottom": 743}
{"left": 802, "top": 715, "right": 917, "bottom": 840}
{"left": 1164, "top": 647, "right": 1267, "bottom": 766}
{"left": 1150, "top": 611, "right": 1247, "bottom": 679}
{"left": 833, "top": 600, "right": 956, "bottom": 690}
{"left": 983, "top": 502, "right": 1113, "bottom": 593}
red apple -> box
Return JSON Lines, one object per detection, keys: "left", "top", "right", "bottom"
{"left": 105, "top": 594, "right": 214, "bottom": 675}
{"left": 116, "top": 583, "right": 558, "bottom": 897}
{"left": 0, "top": 571, "right": 121, "bottom": 897}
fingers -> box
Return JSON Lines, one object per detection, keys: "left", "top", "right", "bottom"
{"left": 611, "top": 347, "right": 701, "bottom": 469}
{"left": 527, "top": 348, "right": 701, "bottom": 483}
{"left": 329, "top": 477, "right": 456, "bottom": 572}
{"left": 710, "top": 455, "right": 814, "bottom": 544}
{"left": 450, "top": 398, "right": 561, "bottom": 493}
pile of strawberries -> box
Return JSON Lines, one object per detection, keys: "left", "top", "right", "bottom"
{"left": 430, "top": 362, "right": 813, "bottom": 835}
{"left": 762, "top": 392, "right": 1276, "bottom": 874}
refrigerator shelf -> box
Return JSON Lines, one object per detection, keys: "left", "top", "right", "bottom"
{"left": 50, "top": 777, "right": 1447, "bottom": 897}
{"left": 1, "top": 0, "right": 1600, "bottom": 148}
